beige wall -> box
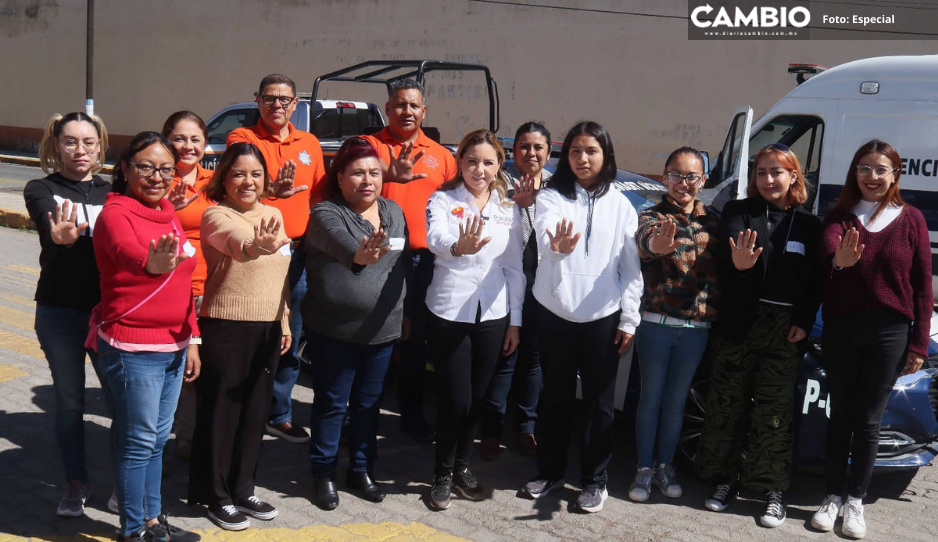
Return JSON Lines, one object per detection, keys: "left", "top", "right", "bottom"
{"left": 1, "top": 0, "right": 935, "bottom": 175}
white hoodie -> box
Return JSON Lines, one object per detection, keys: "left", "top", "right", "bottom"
{"left": 533, "top": 184, "right": 643, "bottom": 333}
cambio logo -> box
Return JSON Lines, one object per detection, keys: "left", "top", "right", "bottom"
{"left": 691, "top": 3, "right": 811, "bottom": 28}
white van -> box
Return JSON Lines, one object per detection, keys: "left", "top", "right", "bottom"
{"left": 700, "top": 54, "right": 938, "bottom": 301}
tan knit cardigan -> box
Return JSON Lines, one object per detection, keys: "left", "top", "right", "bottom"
{"left": 199, "top": 201, "right": 292, "bottom": 335}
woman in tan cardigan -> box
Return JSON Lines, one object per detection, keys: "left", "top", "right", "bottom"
{"left": 187, "top": 143, "right": 291, "bottom": 531}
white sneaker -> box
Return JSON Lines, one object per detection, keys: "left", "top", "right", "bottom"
{"left": 652, "top": 463, "right": 682, "bottom": 498}
{"left": 628, "top": 467, "right": 653, "bottom": 502}
{"left": 842, "top": 500, "right": 866, "bottom": 539}
{"left": 811, "top": 494, "right": 842, "bottom": 532}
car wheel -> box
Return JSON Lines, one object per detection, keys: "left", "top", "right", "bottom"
{"left": 677, "top": 375, "right": 709, "bottom": 468}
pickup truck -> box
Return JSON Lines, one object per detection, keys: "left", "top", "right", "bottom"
{"left": 201, "top": 96, "right": 385, "bottom": 169}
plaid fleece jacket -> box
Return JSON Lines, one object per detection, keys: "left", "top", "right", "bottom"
{"left": 636, "top": 197, "right": 721, "bottom": 322}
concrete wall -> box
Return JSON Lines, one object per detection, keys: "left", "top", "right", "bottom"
{"left": 1, "top": 0, "right": 934, "bottom": 175}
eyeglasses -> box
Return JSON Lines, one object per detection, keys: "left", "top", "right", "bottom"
{"left": 260, "top": 95, "right": 296, "bottom": 108}
{"left": 762, "top": 143, "right": 791, "bottom": 153}
{"left": 128, "top": 162, "right": 176, "bottom": 181}
{"left": 856, "top": 165, "right": 898, "bottom": 177}
{"left": 60, "top": 138, "right": 99, "bottom": 155}
{"left": 665, "top": 172, "right": 703, "bottom": 185}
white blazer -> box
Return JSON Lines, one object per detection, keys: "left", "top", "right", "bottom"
{"left": 533, "top": 183, "right": 643, "bottom": 333}
{"left": 425, "top": 184, "right": 525, "bottom": 326}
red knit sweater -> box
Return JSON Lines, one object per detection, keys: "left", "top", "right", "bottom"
{"left": 94, "top": 193, "right": 199, "bottom": 345}
{"left": 819, "top": 205, "right": 933, "bottom": 356}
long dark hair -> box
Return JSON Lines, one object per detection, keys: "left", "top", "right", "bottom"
{"left": 323, "top": 137, "right": 381, "bottom": 201}
{"left": 513, "top": 121, "right": 551, "bottom": 149}
{"left": 111, "top": 131, "right": 178, "bottom": 194}
{"left": 833, "top": 140, "right": 904, "bottom": 222}
{"left": 551, "top": 121, "right": 617, "bottom": 200}
{"left": 203, "top": 143, "right": 271, "bottom": 202}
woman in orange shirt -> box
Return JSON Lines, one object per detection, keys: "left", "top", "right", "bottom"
{"left": 162, "top": 111, "right": 215, "bottom": 458}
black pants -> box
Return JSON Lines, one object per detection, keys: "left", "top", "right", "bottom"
{"left": 822, "top": 308, "right": 910, "bottom": 499}
{"left": 397, "top": 249, "right": 434, "bottom": 429}
{"left": 535, "top": 303, "right": 622, "bottom": 487}
{"left": 189, "top": 318, "right": 281, "bottom": 506}
{"left": 427, "top": 311, "right": 507, "bottom": 475}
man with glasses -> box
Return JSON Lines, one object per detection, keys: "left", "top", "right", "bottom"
{"left": 362, "top": 79, "right": 457, "bottom": 443}
{"left": 227, "top": 73, "right": 326, "bottom": 444}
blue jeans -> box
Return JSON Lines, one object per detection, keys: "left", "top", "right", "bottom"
{"left": 306, "top": 330, "right": 393, "bottom": 476}
{"left": 634, "top": 321, "right": 709, "bottom": 468}
{"left": 98, "top": 339, "right": 184, "bottom": 537}
{"left": 34, "top": 304, "right": 104, "bottom": 483}
{"left": 269, "top": 244, "right": 306, "bottom": 425}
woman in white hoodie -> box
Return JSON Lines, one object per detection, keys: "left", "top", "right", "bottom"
{"left": 520, "top": 121, "right": 643, "bottom": 513}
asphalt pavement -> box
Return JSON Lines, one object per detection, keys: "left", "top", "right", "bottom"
{"left": 1, "top": 158, "right": 937, "bottom": 541}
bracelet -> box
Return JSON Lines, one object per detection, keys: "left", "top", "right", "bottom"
{"left": 190, "top": 336, "right": 202, "bottom": 345}
{"left": 450, "top": 242, "right": 460, "bottom": 257}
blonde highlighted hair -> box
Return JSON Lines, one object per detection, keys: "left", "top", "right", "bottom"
{"left": 38, "top": 112, "right": 109, "bottom": 175}
{"left": 441, "top": 129, "right": 513, "bottom": 207}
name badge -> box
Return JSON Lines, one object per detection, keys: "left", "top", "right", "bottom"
{"left": 389, "top": 237, "right": 405, "bottom": 251}
{"left": 785, "top": 241, "right": 805, "bottom": 255}
{"left": 182, "top": 240, "right": 196, "bottom": 257}
{"left": 279, "top": 243, "right": 292, "bottom": 256}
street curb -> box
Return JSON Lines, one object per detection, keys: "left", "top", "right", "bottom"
{"left": 0, "top": 155, "right": 40, "bottom": 168}
{"left": 0, "top": 208, "right": 33, "bottom": 230}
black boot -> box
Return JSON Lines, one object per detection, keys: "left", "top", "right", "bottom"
{"left": 313, "top": 476, "right": 339, "bottom": 511}
{"left": 346, "top": 470, "right": 386, "bottom": 503}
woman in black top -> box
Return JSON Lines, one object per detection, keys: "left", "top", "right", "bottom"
{"left": 23, "top": 112, "right": 111, "bottom": 517}
{"left": 695, "top": 144, "right": 822, "bottom": 528}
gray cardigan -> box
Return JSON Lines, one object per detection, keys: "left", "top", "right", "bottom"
{"left": 303, "top": 196, "right": 408, "bottom": 344}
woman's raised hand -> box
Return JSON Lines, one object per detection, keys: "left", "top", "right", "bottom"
{"left": 511, "top": 174, "right": 537, "bottom": 208}
{"left": 353, "top": 229, "right": 390, "bottom": 265}
{"left": 253, "top": 216, "right": 290, "bottom": 254}
{"left": 454, "top": 214, "right": 492, "bottom": 256}
{"left": 728, "top": 229, "right": 763, "bottom": 270}
{"left": 167, "top": 181, "right": 199, "bottom": 210}
{"left": 145, "top": 233, "right": 190, "bottom": 274}
{"left": 648, "top": 218, "right": 681, "bottom": 255}
{"left": 546, "top": 218, "right": 581, "bottom": 254}
{"left": 47, "top": 200, "right": 88, "bottom": 246}
{"left": 832, "top": 227, "right": 864, "bottom": 268}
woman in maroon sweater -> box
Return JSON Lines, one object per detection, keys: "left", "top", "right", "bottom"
{"left": 93, "top": 131, "right": 201, "bottom": 542}
{"left": 813, "top": 140, "right": 932, "bottom": 539}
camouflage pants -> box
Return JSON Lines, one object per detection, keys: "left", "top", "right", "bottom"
{"left": 695, "top": 303, "right": 800, "bottom": 492}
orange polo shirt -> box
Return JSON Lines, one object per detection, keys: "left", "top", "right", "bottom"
{"left": 228, "top": 122, "right": 326, "bottom": 240}
{"left": 169, "top": 165, "right": 215, "bottom": 297}
{"left": 363, "top": 128, "right": 457, "bottom": 250}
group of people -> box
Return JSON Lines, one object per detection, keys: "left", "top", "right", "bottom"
{"left": 25, "top": 70, "right": 931, "bottom": 542}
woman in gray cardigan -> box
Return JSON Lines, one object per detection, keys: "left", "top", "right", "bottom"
{"left": 303, "top": 137, "right": 409, "bottom": 511}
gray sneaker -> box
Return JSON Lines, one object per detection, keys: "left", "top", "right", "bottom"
{"left": 653, "top": 463, "right": 682, "bottom": 498}
{"left": 577, "top": 484, "right": 608, "bottom": 513}
{"left": 56, "top": 480, "right": 90, "bottom": 517}
{"left": 628, "top": 467, "right": 654, "bottom": 502}
{"left": 522, "top": 477, "right": 564, "bottom": 499}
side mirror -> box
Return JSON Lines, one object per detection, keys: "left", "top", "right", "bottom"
{"left": 699, "top": 150, "right": 711, "bottom": 175}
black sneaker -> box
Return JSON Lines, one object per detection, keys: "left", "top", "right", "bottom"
{"left": 116, "top": 531, "right": 146, "bottom": 542}
{"left": 453, "top": 468, "right": 484, "bottom": 501}
{"left": 760, "top": 490, "right": 787, "bottom": 528}
{"left": 428, "top": 474, "right": 453, "bottom": 510}
{"left": 577, "top": 483, "right": 608, "bottom": 513}
{"left": 234, "top": 495, "right": 279, "bottom": 520}
{"left": 147, "top": 515, "right": 200, "bottom": 542}
{"left": 207, "top": 503, "right": 250, "bottom": 531}
{"left": 522, "top": 477, "right": 565, "bottom": 499}
{"left": 704, "top": 482, "right": 738, "bottom": 512}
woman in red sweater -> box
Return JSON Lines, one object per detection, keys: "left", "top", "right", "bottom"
{"left": 93, "top": 131, "right": 201, "bottom": 542}
{"left": 813, "top": 140, "right": 932, "bottom": 539}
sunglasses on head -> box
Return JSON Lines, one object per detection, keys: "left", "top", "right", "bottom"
{"left": 762, "top": 143, "right": 791, "bottom": 153}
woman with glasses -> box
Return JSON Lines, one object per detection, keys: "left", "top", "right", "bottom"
{"left": 479, "top": 121, "right": 553, "bottom": 459}
{"left": 628, "top": 147, "right": 720, "bottom": 503}
{"left": 161, "top": 111, "right": 215, "bottom": 460}
{"left": 695, "top": 144, "right": 822, "bottom": 529}
{"left": 94, "top": 131, "right": 201, "bottom": 542}
{"left": 811, "top": 140, "right": 931, "bottom": 539}
{"left": 188, "top": 143, "right": 291, "bottom": 530}
{"left": 24, "top": 112, "right": 110, "bottom": 517}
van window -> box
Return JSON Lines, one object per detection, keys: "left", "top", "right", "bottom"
{"left": 206, "top": 108, "right": 259, "bottom": 144}
{"left": 748, "top": 115, "right": 824, "bottom": 209}
{"left": 706, "top": 111, "right": 749, "bottom": 188}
